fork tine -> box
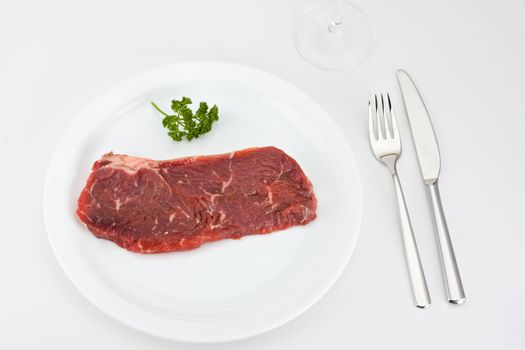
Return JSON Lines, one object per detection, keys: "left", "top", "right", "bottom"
{"left": 368, "top": 94, "right": 376, "bottom": 140}
{"left": 381, "top": 93, "right": 391, "bottom": 138}
{"left": 387, "top": 93, "right": 400, "bottom": 139}
{"left": 381, "top": 92, "right": 394, "bottom": 138}
{"left": 375, "top": 94, "right": 384, "bottom": 139}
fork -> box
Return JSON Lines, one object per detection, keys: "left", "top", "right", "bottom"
{"left": 368, "top": 93, "right": 431, "bottom": 309}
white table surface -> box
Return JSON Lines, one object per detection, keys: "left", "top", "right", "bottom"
{"left": 1, "top": 0, "right": 524, "bottom": 349}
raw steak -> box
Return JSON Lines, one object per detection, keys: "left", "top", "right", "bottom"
{"left": 76, "top": 146, "right": 317, "bottom": 253}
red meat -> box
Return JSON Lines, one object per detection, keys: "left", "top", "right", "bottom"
{"left": 76, "top": 147, "right": 317, "bottom": 253}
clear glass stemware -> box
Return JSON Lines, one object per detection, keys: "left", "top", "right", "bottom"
{"left": 294, "top": 0, "right": 375, "bottom": 70}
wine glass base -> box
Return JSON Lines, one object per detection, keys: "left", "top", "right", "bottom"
{"left": 294, "top": 1, "right": 375, "bottom": 71}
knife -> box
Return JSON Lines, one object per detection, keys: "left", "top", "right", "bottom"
{"left": 397, "top": 69, "right": 466, "bottom": 304}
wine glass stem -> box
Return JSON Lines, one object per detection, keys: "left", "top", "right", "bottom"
{"left": 328, "top": 0, "right": 343, "bottom": 34}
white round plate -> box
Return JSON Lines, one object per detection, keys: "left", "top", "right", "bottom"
{"left": 43, "top": 62, "right": 362, "bottom": 343}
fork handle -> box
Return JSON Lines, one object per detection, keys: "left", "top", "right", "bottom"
{"left": 427, "top": 182, "right": 466, "bottom": 304}
{"left": 392, "top": 173, "right": 431, "bottom": 308}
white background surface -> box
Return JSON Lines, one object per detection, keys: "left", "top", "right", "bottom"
{"left": 1, "top": 0, "right": 524, "bottom": 349}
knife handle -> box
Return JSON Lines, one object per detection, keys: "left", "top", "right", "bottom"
{"left": 392, "top": 173, "right": 431, "bottom": 309}
{"left": 427, "top": 181, "right": 466, "bottom": 304}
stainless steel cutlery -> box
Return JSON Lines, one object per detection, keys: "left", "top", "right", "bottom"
{"left": 367, "top": 71, "right": 466, "bottom": 307}
{"left": 368, "top": 69, "right": 466, "bottom": 308}
{"left": 368, "top": 93, "right": 431, "bottom": 309}
{"left": 397, "top": 70, "right": 466, "bottom": 305}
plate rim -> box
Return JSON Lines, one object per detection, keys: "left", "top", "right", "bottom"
{"left": 43, "top": 61, "right": 363, "bottom": 343}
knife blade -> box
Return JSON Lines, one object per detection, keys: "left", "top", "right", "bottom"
{"left": 396, "top": 70, "right": 440, "bottom": 184}
{"left": 397, "top": 69, "right": 466, "bottom": 304}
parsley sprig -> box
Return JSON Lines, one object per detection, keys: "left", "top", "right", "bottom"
{"left": 151, "top": 97, "right": 219, "bottom": 142}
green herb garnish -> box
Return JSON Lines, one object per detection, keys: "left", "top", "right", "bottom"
{"left": 151, "top": 97, "right": 219, "bottom": 142}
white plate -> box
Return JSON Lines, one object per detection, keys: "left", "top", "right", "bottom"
{"left": 43, "top": 62, "right": 362, "bottom": 343}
